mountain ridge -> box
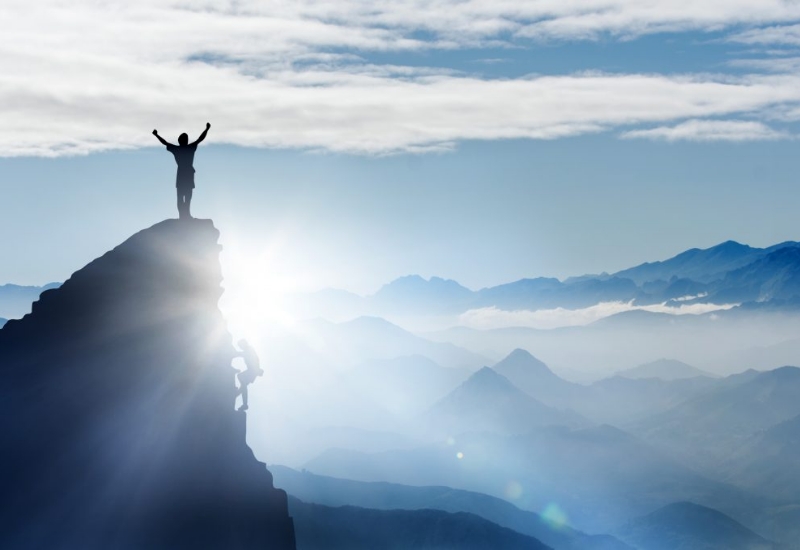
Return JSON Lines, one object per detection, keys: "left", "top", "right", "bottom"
{"left": 0, "top": 219, "right": 296, "bottom": 549}
{"left": 0, "top": 282, "right": 61, "bottom": 319}
{"left": 272, "top": 466, "right": 632, "bottom": 550}
{"left": 614, "top": 501, "right": 780, "bottom": 550}
{"left": 616, "top": 358, "right": 716, "bottom": 381}
{"left": 276, "top": 239, "right": 800, "bottom": 320}
{"left": 289, "top": 496, "right": 552, "bottom": 550}
{"left": 424, "top": 366, "right": 587, "bottom": 435}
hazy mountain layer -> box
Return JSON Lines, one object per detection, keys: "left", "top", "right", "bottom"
{"left": 492, "top": 348, "right": 581, "bottom": 401}
{"left": 614, "top": 501, "right": 780, "bottom": 550}
{"left": 298, "top": 316, "right": 488, "bottom": 369}
{"left": 425, "top": 310, "right": 800, "bottom": 377}
{"left": 424, "top": 366, "right": 587, "bottom": 436}
{"left": 303, "top": 424, "right": 769, "bottom": 535}
{"left": 272, "top": 465, "right": 632, "bottom": 550}
{"left": 340, "top": 355, "right": 471, "bottom": 417}
{"left": 489, "top": 349, "right": 718, "bottom": 425}
{"left": 289, "top": 497, "right": 551, "bottom": 550}
{"left": 633, "top": 366, "right": 800, "bottom": 469}
{"left": 720, "top": 413, "right": 800, "bottom": 501}
{"left": 616, "top": 358, "right": 715, "bottom": 380}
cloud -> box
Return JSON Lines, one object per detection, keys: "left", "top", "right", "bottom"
{"left": 729, "top": 23, "right": 800, "bottom": 46}
{"left": 3, "top": 1, "right": 800, "bottom": 156}
{"left": 621, "top": 119, "right": 789, "bottom": 142}
{"left": 98, "top": 1, "right": 800, "bottom": 46}
{"left": 5, "top": 64, "right": 800, "bottom": 156}
{"left": 511, "top": 1, "right": 800, "bottom": 41}
{"left": 459, "top": 300, "right": 738, "bottom": 330}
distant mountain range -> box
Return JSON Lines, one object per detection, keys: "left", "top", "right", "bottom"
{"left": 485, "top": 351, "right": 800, "bottom": 480}
{"left": 615, "top": 359, "right": 715, "bottom": 381}
{"left": 614, "top": 501, "right": 781, "bottom": 550}
{"left": 493, "top": 349, "right": 575, "bottom": 397}
{"left": 302, "top": 423, "right": 768, "bottom": 535}
{"left": 297, "top": 316, "right": 488, "bottom": 370}
{"left": 424, "top": 366, "right": 587, "bottom": 436}
{"left": 288, "top": 240, "right": 800, "bottom": 319}
{"left": 301, "top": 348, "right": 800, "bottom": 543}
{"left": 612, "top": 240, "right": 798, "bottom": 285}
{"left": 422, "top": 307, "right": 800, "bottom": 378}
{"left": 632, "top": 366, "right": 800, "bottom": 469}
{"left": 273, "top": 466, "right": 631, "bottom": 550}
{"left": 721, "top": 413, "right": 800, "bottom": 503}
{"left": 489, "top": 349, "right": 718, "bottom": 425}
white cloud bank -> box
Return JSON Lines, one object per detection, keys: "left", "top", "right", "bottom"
{"left": 459, "top": 300, "right": 738, "bottom": 330}
{"left": 621, "top": 119, "right": 789, "bottom": 142}
{"left": 730, "top": 23, "right": 800, "bottom": 46}
{"left": 2, "top": 1, "right": 800, "bottom": 156}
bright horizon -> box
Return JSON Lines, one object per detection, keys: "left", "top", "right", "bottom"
{"left": 4, "top": 139, "right": 799, "bottom": 296}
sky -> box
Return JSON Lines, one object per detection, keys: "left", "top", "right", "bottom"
{"left": 2, "top": 1, "right": 800, "bottom": 294}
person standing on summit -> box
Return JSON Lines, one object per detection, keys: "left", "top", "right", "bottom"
{"left": 152, "top": 123, "right": 211, "bottom": 219}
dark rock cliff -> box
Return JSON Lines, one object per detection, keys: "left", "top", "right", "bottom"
{"left": 0, "top": 219, "right": 295, "bottom": 549}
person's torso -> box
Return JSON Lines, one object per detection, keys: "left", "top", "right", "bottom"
{"left": 242, "top": 351, "right": 260, "bottom": 370}
{"left": 169, "top": 144, "right": 197, "bottom": 172}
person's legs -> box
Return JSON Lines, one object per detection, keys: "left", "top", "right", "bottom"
{"left": 184, "top": 188, "right": 193, "bottom": 219}
{"left": 176, "top": 189, "right": 193, "bottom": 219}
{"left": 235, "top": 372, "right": 249, "bottom": 410}
{"left": 240, "top": 385, "right": 249, "bottom": 411}
{"left": 176, "top": 189, "right": 184, "bottom": 218}
{"left": 235, "top": 372, "right": 244, "bottom": 396}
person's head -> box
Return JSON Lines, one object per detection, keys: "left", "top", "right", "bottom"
{"left": 178, "top": 133, "right": 189, "bottom": 146}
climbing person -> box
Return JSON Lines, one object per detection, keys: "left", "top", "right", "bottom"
{"left": 234, "top": 339, "right": 264, "bottom": 411}
{"left": 152, "top": 123, "right": 210, "bottom": 219}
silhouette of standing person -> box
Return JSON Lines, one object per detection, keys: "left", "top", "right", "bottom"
{"left": 234, "top": 339, "right": 264, "bottom": 411}
{"left": 152, "top": 123, "right": 210, "bottom": 219}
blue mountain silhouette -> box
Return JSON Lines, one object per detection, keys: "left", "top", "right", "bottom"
{"left": 0, "top": 220, "right": 295, "bottom": 549}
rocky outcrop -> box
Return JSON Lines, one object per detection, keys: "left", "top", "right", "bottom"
{"left": 0, "top": 219, "right": 295, "bottom": 549}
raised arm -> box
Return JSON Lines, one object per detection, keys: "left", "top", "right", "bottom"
{"left": 191, "top": 122, "right": 211, "bottom": 146}
{"left": 152, "top": 130, "right": 173, "bottom": 147}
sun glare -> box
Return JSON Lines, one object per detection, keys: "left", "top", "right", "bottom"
{"left": 220, "top": 248, "right": 299, "bottom": 341}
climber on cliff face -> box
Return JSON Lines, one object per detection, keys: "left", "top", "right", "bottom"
{"left": 234, "top": 339, "right": 264, "bottom": 411}
{"left": 152, "top": 123, "right": 211, "bottom": 219}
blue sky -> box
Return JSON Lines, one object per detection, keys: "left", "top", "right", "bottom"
{"left": 2, "top": 2, "right": 800, "bottom": 293}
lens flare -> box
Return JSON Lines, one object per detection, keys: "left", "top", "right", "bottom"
{"left": 541, "top": 503, "right": 569, "bottom": 529}
{"left": 504, "top": 481, "right": 523, "bottom": 500}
